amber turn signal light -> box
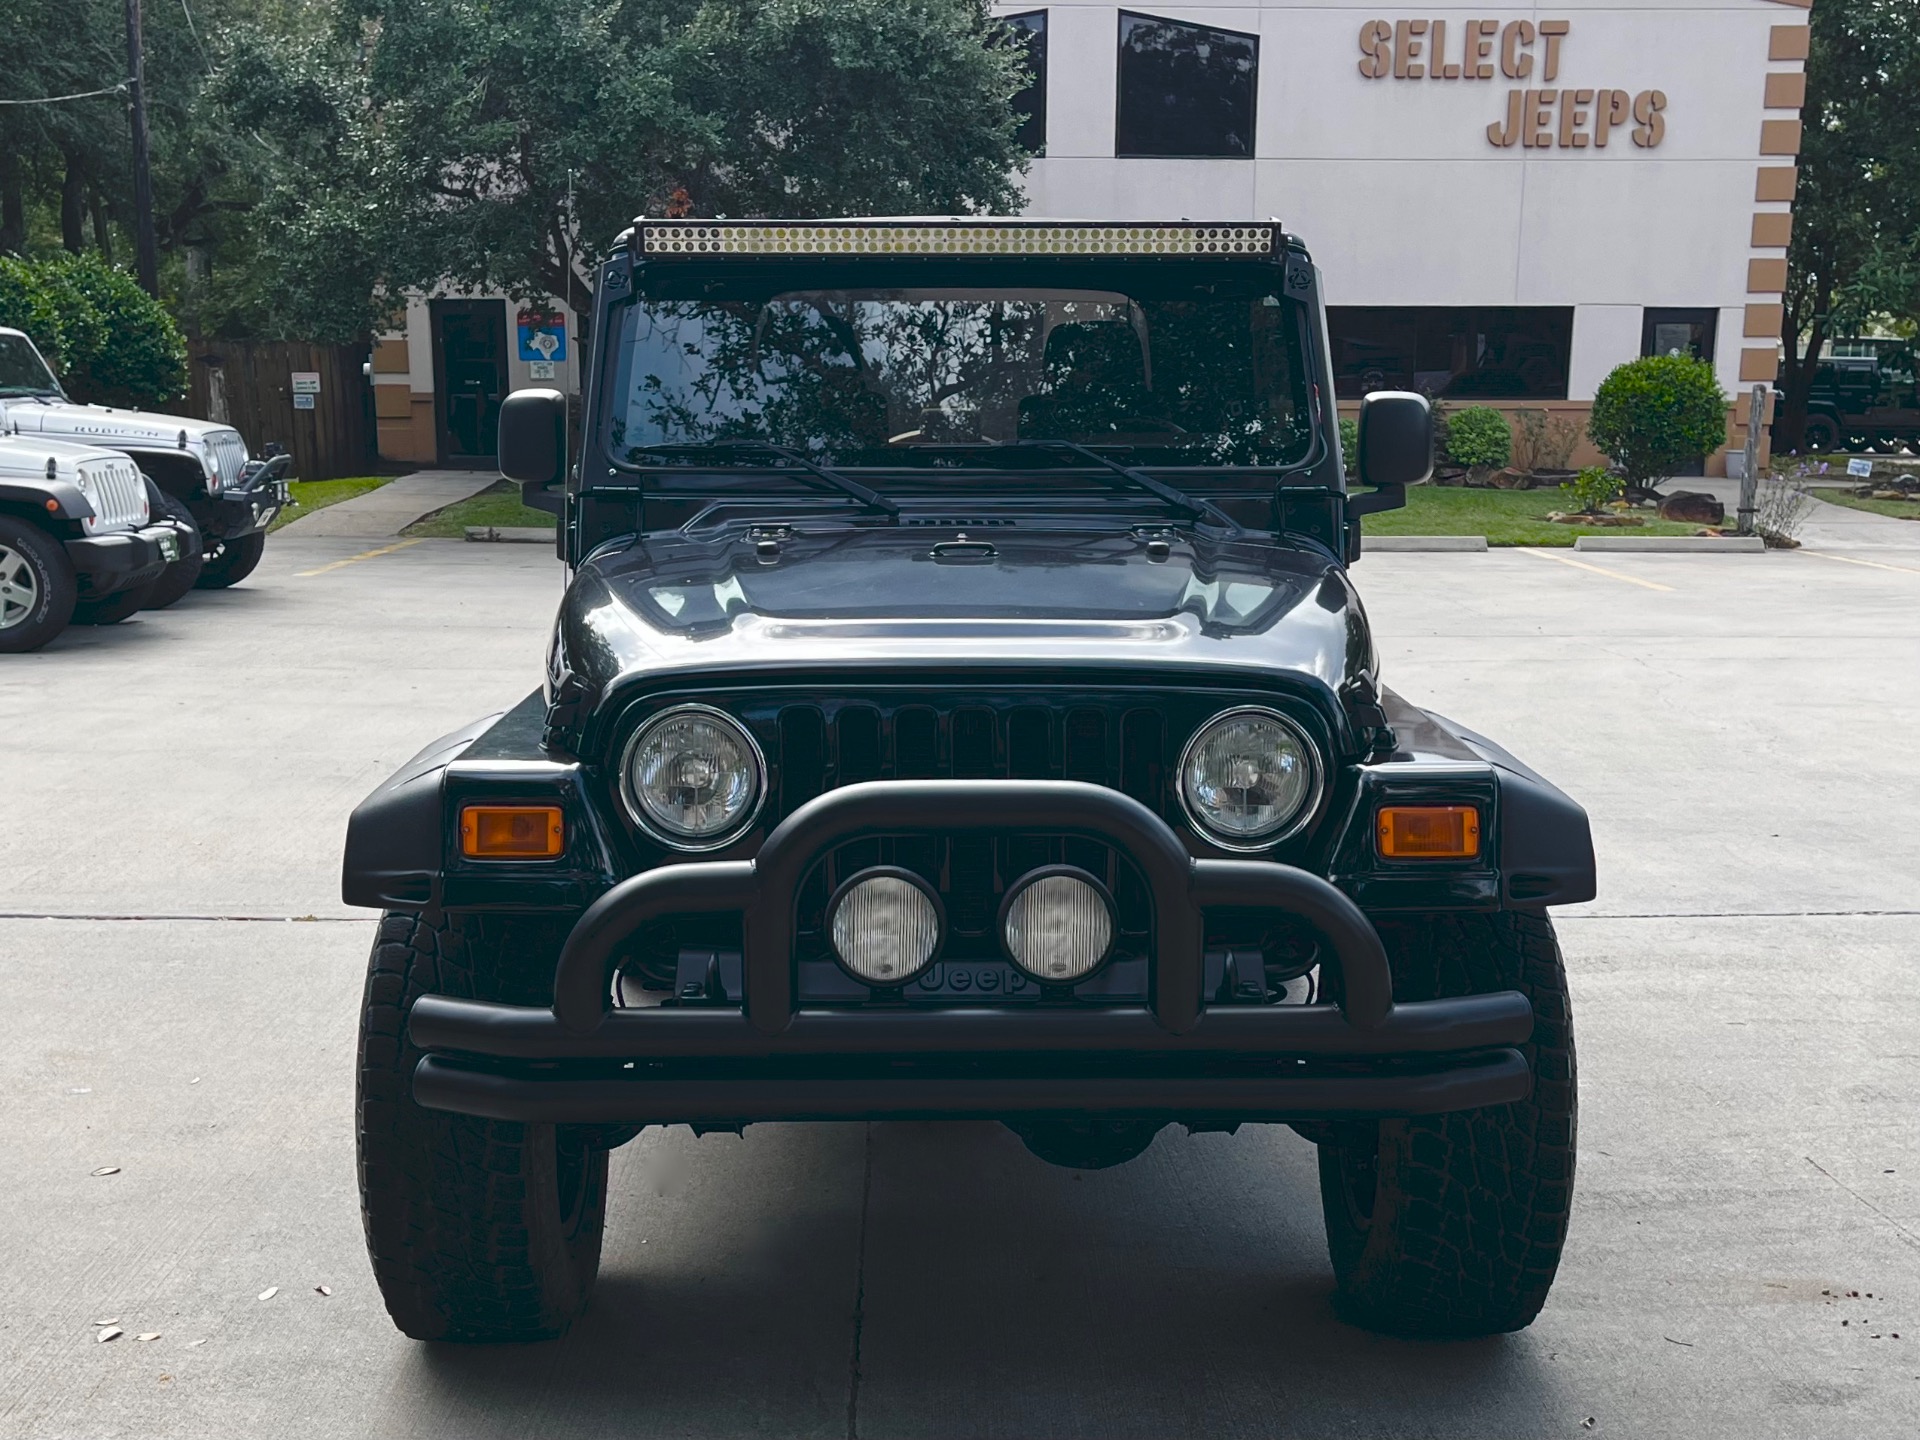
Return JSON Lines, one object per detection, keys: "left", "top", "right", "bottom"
{"left": 460, "top": 805, "right": 565, "bottom": 859}
{"left": 1376, "top": 805, "right": 1480, "bottom": 859}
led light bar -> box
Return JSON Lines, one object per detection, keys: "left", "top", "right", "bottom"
{"left": 636, "top": 221, "right": 1277, "bottom": 258}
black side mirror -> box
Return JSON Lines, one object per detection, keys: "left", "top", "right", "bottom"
{"left": 498, "top": 387, "right": 566, "bottom": 491}
{"left": 1356, "top": 390, "right": 1433, "bottom": 490}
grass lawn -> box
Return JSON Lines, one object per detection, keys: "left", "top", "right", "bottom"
{"left": 403, "top": 479, "right": 558, "bottom": 538}
{"left": 1810, "top": 489, "right": 1920, "bottom": 521}
{"left": 269, "top": 476, "right": 392, "bottom": 532}
{"left": 1360, "top": 485, "right": 1709, "bottom": 546}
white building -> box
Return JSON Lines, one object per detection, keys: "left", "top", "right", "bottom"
{"left": 374, "top": 0, "right": 1809, "bottom": 472}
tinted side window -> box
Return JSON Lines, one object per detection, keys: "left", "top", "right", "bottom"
{"left": 1004, "top": 11, "right": 1048, "bottom": 154}
{"left": 1116, "top": 11, "right": 1258, "bottom": 158}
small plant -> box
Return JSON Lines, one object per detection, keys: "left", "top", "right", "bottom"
{"left": 1755, "top": 461, "right": 1822, "bottom": 546}
{"left": 1588, "top": 355, "right": 1728, "bottom": 496}
{"left": 1513, "top": 408, "right": 1581, "bottom": 472}
{"left": 1560, "top": 466, "right": 1621, "bottom": 515}
{"left": 1339, "top": 416, "right": 1359, "bottom": 476}
{"left": 1446, "top": 406, "right": 1512, "bottom": 472}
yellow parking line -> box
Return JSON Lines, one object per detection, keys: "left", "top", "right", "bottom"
{"left": 1803, "top": 550, "right": 1920, "bottom": 578}
{"left": 295, "top": 539, "right": 423, "bottom": 577}
{"left": 1518, "top": 547, "right": 1676, "bottom": 592}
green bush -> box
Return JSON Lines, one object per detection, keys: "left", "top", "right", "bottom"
{"left": 1339, "top": 416, "right": 1359, "bottom": 475}
{"left": 1587, "top": 355, "right": 1727, "bottom": 489}
{"left": 1560, "top": 466, "right": 1621, "bottom": 515}
{"left": 0, "top": 252, "right": 186, "bottom": 408}
{"left": 1446, "top": 406, "right": 1512, "bottom": 470}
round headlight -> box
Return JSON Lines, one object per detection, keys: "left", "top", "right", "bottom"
{"left": 1002, "top": 868, "right": 1113, "bottom": 982}
{"left": 829, "top": 869, "right": 942, "bottom": 984}
{"left": 1179, "top": 707, "right": 1320, "bottom": 848}
{"left": 620, "top": 703, "right": 764, "bottom": 847}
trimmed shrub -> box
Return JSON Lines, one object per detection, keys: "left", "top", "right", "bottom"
{"left": 1339, "top": 415, "right": 1359, "bottom": 475}
{"left": 1587, "top": 355, "right": 1727, "bottom": 490}
{"left": 1446, "top": 406, "right": 1512, "bottom": 471}
{"left": 0, "top": 253, "right": 185, "bottom": 408}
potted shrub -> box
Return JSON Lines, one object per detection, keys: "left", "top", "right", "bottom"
{"left": 1587, "top": 356, "right": 1728, "bottom": 504}
{"left": 1446, "top": 405, "right": 1512, "bottom": 485}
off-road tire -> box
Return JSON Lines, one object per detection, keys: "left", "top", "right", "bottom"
{"left": 143, "top": 493, "right": 205, "bottom": 609}
{"left": 1802, "top": 415, "right": 1841, "bottom": 453}
{"left": 358, "top": 909, "right": 609, "bottom": 1342}
{"left": 1316, "top": 911, "right": 1575, "bottom": 1337}
{"left": 196, "top": 529, "right": 266, "bottom": 589}
{"left": 0, "top": 516, "right": 77, "bottom": 653}
{"left": 72, "top": 581, "right": 156, "bottom": 626}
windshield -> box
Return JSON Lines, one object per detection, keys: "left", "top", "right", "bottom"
{"left": 0, "top": 334, "right": 63, "bottom": 398}
{"left": 606, "top": 273, "right": 1315, "bottom": 469}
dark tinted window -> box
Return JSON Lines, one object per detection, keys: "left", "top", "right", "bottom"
{"left": 1004, "top": 11, "right": 1047, "bottom": 154}
{"left": 1116, "top": 12, "right": 1257, "bottom": 158}
{"left": 1642, "top": 308, "right": 1718, "bottom": 363}
{"left": 1328, "top": 307, "right": 1574, "bottom": 400}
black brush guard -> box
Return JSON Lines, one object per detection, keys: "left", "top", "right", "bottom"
{"left": 408, "top": 781, "right": 1533, "bottom": 1125}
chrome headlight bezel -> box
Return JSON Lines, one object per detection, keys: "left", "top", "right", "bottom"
{"left": 617, "top": 702, "right": 767, "bottom": 851}
{"left": 1177, "top": 705, "right": 1323, "bottom": 851}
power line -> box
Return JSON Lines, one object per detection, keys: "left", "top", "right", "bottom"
{"left": 0, "top": 82, "right": 129, "bottom": 107}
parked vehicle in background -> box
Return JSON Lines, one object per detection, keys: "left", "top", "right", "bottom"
{"left": 1795, "top": 345, "right": 1920, "bottom": 454}
{"left": 0, "top": 327, "right": 289, "bottom": 589}
{"left": 0, "top": 435, "right": 179, "bottom": 651}
{"left": 346, "top": 217, "right": 1596, "bottom": 1345}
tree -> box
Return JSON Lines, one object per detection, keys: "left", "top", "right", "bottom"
{"left": 1777, "top": 0, "right": 1920, "bottom": 449}
{"left": 0, "top": 251, "right": 187, "bottom": 405}
{"left": 218, "top": 0, "right": 1031, "bottom": 339}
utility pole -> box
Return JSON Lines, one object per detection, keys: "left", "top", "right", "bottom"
{"left": 1738, "top": 384, "right": 1764, "bottom": 535}
{"left": 124, "top": 0, "right": 159, "bottom": 295}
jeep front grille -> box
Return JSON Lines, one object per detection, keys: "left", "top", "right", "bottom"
{"left": 77, "top": 457, "right": 147, "bottom": 531}
{"left": 204, "top": 429, "right": 249, "bottom": 488}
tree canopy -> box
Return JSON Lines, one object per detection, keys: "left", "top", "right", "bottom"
{"left": 1778, "top": 0, "right": 1920, "bottom": 448}
{"left": 216, "top": 0, "right": 1031, "bottom": 339}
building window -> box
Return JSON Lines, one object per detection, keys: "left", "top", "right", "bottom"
{"left": 1642, "top": 308, "right": 1718, "bottom": 364}
{"left": 1328, "top": 308, "right": 1574, "bottom": 401}
{"left": 1004, "top": 11, "right": 1047, "bottom": 154}
{"left": 1116, "top": 12, "right": 1258, "bottom": 159}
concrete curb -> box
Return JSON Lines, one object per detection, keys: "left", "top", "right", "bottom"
{"left": 1573, "top": 535, "right": 1765, "bottom": 553}
{"left": 465, "top": 526, "right": 556, "bottom": 544}
{"left": 1362, "top": 535, "right": 1488, "bottom": 552}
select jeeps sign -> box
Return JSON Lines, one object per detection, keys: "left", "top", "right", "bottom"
{"left": 1356, "top": 18, "right": 1667, "bottom": 150}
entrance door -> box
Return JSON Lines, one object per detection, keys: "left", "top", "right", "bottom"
{"left": 431, "top": 300, "right": 508, "bottom": 466}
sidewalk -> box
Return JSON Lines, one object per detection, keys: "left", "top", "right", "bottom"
{"left": 1688, "top": 478, "right": 1920, "bottom": 551}
{"left": 278, "top": 468, "right": 500, "bottom": 539}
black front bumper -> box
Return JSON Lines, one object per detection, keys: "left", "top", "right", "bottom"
{"left": 200, "top": 457, "right": 292, "bottom": 539}
{"left": 407, "top": 781, "right": 1535, "bottom": 1126}
{"left": 64, "top": 524, "right": 176, "bottom": 596}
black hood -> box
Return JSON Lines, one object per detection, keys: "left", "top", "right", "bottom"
{"left": 550, "top": 523, "right": 1381, "bottom": 743}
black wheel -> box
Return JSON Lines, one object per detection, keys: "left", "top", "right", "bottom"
{"left": 196, "top": 529, "right": 266, "bottom": 589}
{"left": 1802, "top": 415, "right": 1841, "bottom": 453}
{"left": 143, "top": 493, "right": 204, "bottom": 609}
{"left": 72, "top": 581, "right": 156, "bottom": 626}
{"left": 359, "top": 910, "right": 608, "bottom": 1342}
{"left": 1871, "top": 436, "right": 1904, "bottom": 455}
{"left": 1316, "top": 911, "right": 1576, "bottom": 1337}
{"left": 0, "top": 516, "right": 78, "bottom": 653}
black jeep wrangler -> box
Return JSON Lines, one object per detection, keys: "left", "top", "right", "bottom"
{"left": 345, "top": 219, "right": 1593, "bottom": 1343}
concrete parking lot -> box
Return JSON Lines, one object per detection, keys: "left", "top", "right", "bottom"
{"left": 3, "top": 512, "right": 1918, "bottom": 1438}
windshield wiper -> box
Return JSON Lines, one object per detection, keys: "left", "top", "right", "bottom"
{"left": 636, "top": 441, "right": 899, "bottom": 518}
{"left": 993, "top": 440, "right": 1241, "bottom": 533}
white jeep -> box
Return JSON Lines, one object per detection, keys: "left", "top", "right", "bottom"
{"left": 0, "top": 434, "right": 182, "bottom": 651}
{"left": 0, "top": 326, "right": 288, "bottom": 594}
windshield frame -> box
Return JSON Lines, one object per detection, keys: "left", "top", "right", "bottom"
{"left": 0, "top": 330, "right": 67, "bottom": 400}
{"left": 595, "top": 257, "right": 1330, "bottom": 486}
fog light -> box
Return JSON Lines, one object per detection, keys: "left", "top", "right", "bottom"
{"left": 828, "top": 869, "right": 941, "bottom": 984}
{"left": 1002, "top": 868, "right": 1113, "bottom": 982}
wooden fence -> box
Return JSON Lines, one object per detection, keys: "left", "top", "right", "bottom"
{"left": 186, "top": 340, "right": 376, "bottom": 481}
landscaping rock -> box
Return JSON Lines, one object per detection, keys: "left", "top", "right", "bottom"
{"left": 1657, "top": 490, "right": 1725, "bottom": 524}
